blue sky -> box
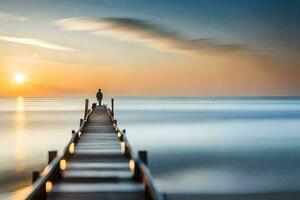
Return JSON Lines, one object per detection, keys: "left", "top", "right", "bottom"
{"left": 0, "top": 0, "right": 300, "bottom": 96}
{"left": 2, "top": 0, "right": 300, "bottom": 47}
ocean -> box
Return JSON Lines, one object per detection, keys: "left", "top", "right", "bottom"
{"left": 1, "top": 97, "right": 300, "bottom": 199}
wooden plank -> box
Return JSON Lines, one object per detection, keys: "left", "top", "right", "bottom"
{"left": 81, "top": 134, "right": 118, "bottom": 138}
{"left": 67, "top": 162, "right": 130, "bottom": 170}
{"left": 84, "top": 129, "right": 116, "bottom": 133}
{"left": 75, "top": 146, "right": 121, "bottom": 150}
{"left": 80, "top": 137, "right": 119, "bottom": 141}
{"left": 51, "top": 183, "right": 144, "bottom": 193}
{"left": 76, "top": 142, "right": 121, "bottom": 146}
{"left": 79, "top": 140, "right": 119, "bottom": 143}
{"left": 81, "top": 133, "right": 117, "bottom": 135}
{"left": 69, "top": 157, "right": 129, "bottom": 163}
{"left": 47, "top": 192, "right": 144, "bottom": 200}
{"left": 75, "top": 149, "right": 123, "bottom": 154}
{"left": 63, "top": 170, "right": 132, "bottom": 179}
{"left": 76, "top": 143, "right": 120, "bottom": 147}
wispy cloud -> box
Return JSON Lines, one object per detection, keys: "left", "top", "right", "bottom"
{"left": 0, "top": 36, "right": 77, "bottom": 51}
{"left": 55, "top": 17, "right": 247, "bottom": 56}
{"left": 2, "top": 55, "right": 94, "bottom": 68}
{"left": 2, "top": 55, "right": 68, "bottom": 66}
{"left": 0, "top": 11, "right": 28, "bottom": 21}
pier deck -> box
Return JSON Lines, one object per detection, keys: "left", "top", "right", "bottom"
{"left": 26, "top": 102, "right": 162, "bottom": 200}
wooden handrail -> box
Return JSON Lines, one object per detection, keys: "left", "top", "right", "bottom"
{"left": 104, "top": 104, "right": 163, "bottom": 200}
{"left": 26, "top": 108, "right": 93, "bottom": 200}
{"left": 134, "top": 158, "right": 162, "bottom": 200}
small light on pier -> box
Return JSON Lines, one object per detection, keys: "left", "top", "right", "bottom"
{"left": 121, "top": 141, "right": 126, "bottom": 153}
{"left": 60, "top": 159, "right": 67, "bottom": 170}
{"left": 69, "top": 143, "right": 75, "bottom": 154}
{"left": 117, "top": 132, "right": 122, "bottom": 138}
{"left": 129, "top": 160, "right": 135, "bottom": 175}
{"left": 45, "top": 181, "right": 53, "bottom": 193}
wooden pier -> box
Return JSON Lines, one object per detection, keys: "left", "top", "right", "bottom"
{"left": 26, "top": 99, "right": 162, "bottom": 200}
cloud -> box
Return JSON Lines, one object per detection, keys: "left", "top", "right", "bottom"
{"left": 0, "top": 36, "right": 77, "bottom": 51}
{"left": 2, "top": 55, "right": 68, "bottom": 66}
{"left": 55, "top": 17, "right": 247, "bottom": 56}
{"left": 0, "top": 11, "right": 28, "bottom": 21}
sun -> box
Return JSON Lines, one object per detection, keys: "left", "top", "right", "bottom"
{"left": 14, "top": 74, "right": 26, "bottom": 84}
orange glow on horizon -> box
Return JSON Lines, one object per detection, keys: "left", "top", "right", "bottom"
{"left": 1, "top": 51, "right": 300, "bottom": 97}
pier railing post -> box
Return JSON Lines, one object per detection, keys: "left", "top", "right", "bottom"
{"left": 84, "top": 99, "right": 89, "bottom": 119}
{"left": 48, "top": 151, "right": 57, "bottom": 164}
{"left": 111, "top": 98, "right": 114, "bottom": 118}
{"left": 138, "top": 150, "right": 148, "bottom": 166}
{"left": 32, "top": 171, "right": 40, "bottom": 183}
{"left": 80, "top": 119, "right": 83, "bottom": 126}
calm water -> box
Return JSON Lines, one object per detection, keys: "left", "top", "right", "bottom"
{"left": 1, "top": 97, "right": 300, "bottom": 199}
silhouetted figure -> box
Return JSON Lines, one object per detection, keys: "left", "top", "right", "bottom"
{"left": 96, "top": 89, "right": 103, "bottom": 105}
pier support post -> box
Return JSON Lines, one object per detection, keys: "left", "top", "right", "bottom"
{"left": 84, "top": 99, "right": 89, "bottom": 119}
{"left": 32, "top": 171, "right": 40, "bottom": 183}
{"left": 138, "top": 150, "right": 148, "bottom": 166}
{"left": 48, "top": 151, "right": 57, "bottom": 164}
{"left": 163, "top": 193, "right": 168, "bottom": 200}
{"left": 80, "top": 119, "right": 83, "bottom": 126}
{"left": 111, "top": 98, "right": 114, "bottom": 118}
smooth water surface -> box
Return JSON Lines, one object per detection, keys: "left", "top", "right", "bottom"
{"left": 1, "top": 97, "right": 300, "bottom": 199}
{"left": 0, "top": 97, "right": 86, "bottom": 199}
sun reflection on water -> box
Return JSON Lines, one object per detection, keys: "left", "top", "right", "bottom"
{"left": 14, "top": 96, "right": 26, "bottom": 170}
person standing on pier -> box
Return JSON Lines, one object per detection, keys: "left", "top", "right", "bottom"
{"left": 96, "top": 89, "right": 103, "bottom": 105}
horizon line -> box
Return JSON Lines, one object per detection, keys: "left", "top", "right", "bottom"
{"left": 1, "top": 95, "right": 300, "bottom": 98}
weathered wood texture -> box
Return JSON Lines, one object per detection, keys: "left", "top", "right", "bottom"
{"left": 47, "top": 106, "right": 145, "bottom": 200}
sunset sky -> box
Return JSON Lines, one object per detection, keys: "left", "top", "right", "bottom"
{"left": 0, "top": 0, "right": 300, "bottom": 97}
